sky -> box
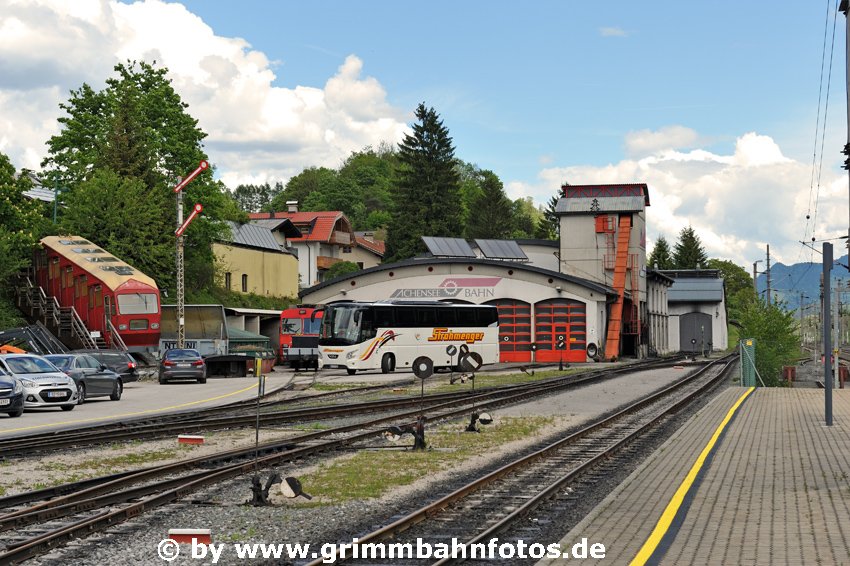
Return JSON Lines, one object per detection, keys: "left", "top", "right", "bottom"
{"left": 1, "top": 0, "right": 849, "bottom": 272}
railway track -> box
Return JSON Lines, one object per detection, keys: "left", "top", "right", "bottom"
{"left": 0, "top": 358, "right": 685, "bottom": 564}
{"left": 0, "top": 359, "right": 681, "bottom": 456}
{"left": 306, "top": 355, "right": 734, "bottom": 565}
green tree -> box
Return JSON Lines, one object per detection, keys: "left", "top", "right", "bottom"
{"left": 648, "top": 236, "right": 674, "bottom": 269}
{"left": 537, "top": 192, "right": 560, "bottom": 240}
{"left": 60, "top": 169, "right": 174, "bottom": 289}
{"left": 42, "top": 61, "right": 241, "bottom": 293}
{"left": 269, "top": 167, "right": 338, "bottom": 212}
{"left": 233, "top": 182, "right": 282, "bottom": 213}
{"left": 510, "top": 197, "right": 543, "bottom": 239}
{"left": 385, "top": 103, "right": 462, "bottom": 262}
{"left": 0, "top": 153, "right": 47, "bottom": 282}
{"left": 706, "top": 258, "right": 756, "bottom": 319}
{"left": 337, "top": 145, "right": 396, "bottom": 229}
{"left": 673, "top": 226, "right": 708, "bottom": 269}
{"left": 465, "top": 170, "right": 513, "bottom": 239}
{"left": 323, "top": 261, "right": 361, "bottom": 281}
{"left": 737, "top": 299, "right": 798, "bottom": 386}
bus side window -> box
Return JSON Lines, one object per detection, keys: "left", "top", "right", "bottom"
{"left": 456, "top": 308, "right": 477, "bottom": 327}
{"left": 435, "top": 308, "right": 456, "bottom": 327}
{"left": 359, "top": 309, "right": 376, "bottom": 340}
{"left": 374, "top": 307, "right": 394, "bottom": 329}
{"left": 396, "top": 308, "right": 416, "bottom": 328}
{"left": 418, "top": 308, "right": 436, "bottom": 326}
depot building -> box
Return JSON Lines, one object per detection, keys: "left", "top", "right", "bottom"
{"left": 300, "top": 252, "right": 616, "bottom": 364}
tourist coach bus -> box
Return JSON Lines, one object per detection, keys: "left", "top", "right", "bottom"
{"left": 317, "top": 301, "right": 499, "bottom": 375}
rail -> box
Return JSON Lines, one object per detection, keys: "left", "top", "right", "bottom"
{"left": 105, "top": 319, "right": 128, "bottom": 352}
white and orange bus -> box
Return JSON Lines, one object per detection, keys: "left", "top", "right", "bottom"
{"left": 317, "top": 301, "right": 499, "bottom": 375}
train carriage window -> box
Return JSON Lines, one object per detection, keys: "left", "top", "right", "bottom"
{"left": 76, "top": 276, "right": 87, "bottom": 298}
{"left": 93, "top": 285, "right": 103, "bottom": 307}
{"left": 117, "top": 293, "right": 158, "bottom": 314}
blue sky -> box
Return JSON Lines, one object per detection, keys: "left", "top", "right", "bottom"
{"left": 0, "top": 1, "right": 846, "bottom": 266}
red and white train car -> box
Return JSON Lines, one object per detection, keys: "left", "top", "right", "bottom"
{"left": 35, "top": 236, "right": 161, "bottom": 353}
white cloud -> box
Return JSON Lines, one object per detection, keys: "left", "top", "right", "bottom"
{"left": 506, "top": 127, "right": 847, "bottom": 267}
{"left": 0, "top": 0, "right": 409, "bottom": 183}
{"left": 624, "top": 125, "right": 699, "bottom": 157}
{"left": 599, "top": 27, "right": 627, "bottom": 37}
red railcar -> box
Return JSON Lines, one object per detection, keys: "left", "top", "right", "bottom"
{"left": 35, "top": 236, "right": 161, "bottom": 353}
{"left": 279, "top": 306, "right": 322, "bottom": 368}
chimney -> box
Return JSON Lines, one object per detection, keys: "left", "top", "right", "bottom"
{"left": 286, "top": 200, "right": 299, "bottom": 213}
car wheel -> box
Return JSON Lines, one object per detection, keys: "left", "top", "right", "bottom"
{"left": 61, "top": 404, "right": 75, "bottom": 411}
{"left": 77, "top": 383, "right": 86, "bottom": 405}
{"left": 381, "top": 354, "right": 395, "bottom": 374}
{"left": 7, "top": 408, "right": 23, "bottom": 418}
{"left": 198, "top": 377, "right": 207, "bottom": 384}
{"left": 110, "top": 380, "right": 123, "bottom": 401}
{"left": 159, "top": 376, "right": 167, "bottom": 384}
{"left": 346, "top": 368, "right": 357, "bottom": 375}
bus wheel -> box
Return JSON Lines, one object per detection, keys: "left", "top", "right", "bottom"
{"left": 346, "top": 368, "right": 357, "bottom": 375}
{"left": 381, "top": 354, "right": 395, "bottom": 374}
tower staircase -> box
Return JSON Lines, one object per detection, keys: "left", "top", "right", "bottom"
{"left": 604, "top": 215, "right": 632, "bottom": 360}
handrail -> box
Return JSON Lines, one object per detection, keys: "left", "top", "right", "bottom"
{"left": 60, "top": 307, "right": 97, "bottom": 350}
{"left": 106, "top": 319, "right": 128, "bottom": 352}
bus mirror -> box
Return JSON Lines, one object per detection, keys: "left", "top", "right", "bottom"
{"left": 309, "top": 308, "right": 324, "bottom": 323}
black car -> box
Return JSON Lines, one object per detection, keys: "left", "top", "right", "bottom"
{"left": 0, "top": 367, "right": 24, "bottom": 418}
{"left": 70, "top": 349, "right": 139, "bottom": 383}
{"left": 159, "top": 349, "right": 206, "bottom": 384}
{"left": 45, "top": 354, "right": 123, "bottom": 404}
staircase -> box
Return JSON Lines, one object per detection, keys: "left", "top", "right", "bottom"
{"left": 604, "top": 215, "right": 632, "bottom": 360}
{"left": 13, "top": 273, "right": 98, "bottom": 351}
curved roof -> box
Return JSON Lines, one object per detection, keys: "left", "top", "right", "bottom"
{"left": 41, "top": 236, "right": 158, "bottom": 293}
{"left": 300, "top": 257, "right": 615, "bottom": 298}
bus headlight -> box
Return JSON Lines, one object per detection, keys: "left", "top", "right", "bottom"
{"left": 346, "top": 351, "right": 357, "bottom": 360}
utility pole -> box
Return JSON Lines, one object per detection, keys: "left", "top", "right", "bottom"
{"left": 800, "top": 291, "right": 806, "bottom": 353}
{"left": 824, "top": 242, "right": 833, "bottom": 426}
{"left": 766, "top": 245, "right": 772, "bottom": 306}
{"left": 753, "top": 260, "right": 762, "bottom": 297}
{"left": 842, "top": 1, "right": 850, "bottom": 276}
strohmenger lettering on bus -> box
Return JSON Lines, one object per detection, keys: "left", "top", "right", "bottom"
{"left": 427, "top": 328, "right": 485, "bottom": 344}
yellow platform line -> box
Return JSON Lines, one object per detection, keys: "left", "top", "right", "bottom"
{"left": 0, "top": 382, "right": 258, "bottom": 435}
{"left": 629, "top": 386, "right": 755, "bottom": 566}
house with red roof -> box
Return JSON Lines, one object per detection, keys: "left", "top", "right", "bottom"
{"left": 249, "top": 202, "right": 383, "bottom": 287}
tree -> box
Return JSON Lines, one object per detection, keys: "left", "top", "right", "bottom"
{"left": 269, "top": 167, "right": 338, "bottom": 212}
{"left": 706, "top": 258, "right": 756, "bottom": 318}
{"left": 42, "top": 61, "right": 242, "bottom": 293}
{"left": 385, "top": 103, "right": 462, "bottom": 262}
{"left": 737, "top": 298, "right": 798, "bottom": 386}
{"left": 511, "top": 197, "right": 544, "bottom": 239}
{"left": 648, "top": 236, "right": 674, "bottom": 270}
{"left": 337, "top": 146, "right": 396, "bottom": 229}
{"left": 233, "top": 182, "right": 282, "bottom": 213}
{"left": 465, "top": 170, "right": 513, "bottom": 239}
{"left": 0, "top": 153, "right": 47, "bottom": 282}
{"left": 538, "top": 192, "right": 560, "bottom": 240}
{"left": 60, "top": 169, "right": 175, "bottom": 289}
{"left": 672, "top": 226, "right": 708, "bottom": 269}
{"left": 323, "top": 261, "right": 361, "bottom": 281}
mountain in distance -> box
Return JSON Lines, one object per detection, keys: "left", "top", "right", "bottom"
{"left": 755, "top": 253, "right": 850, "bottom": 312}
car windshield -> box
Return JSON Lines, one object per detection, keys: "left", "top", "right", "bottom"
{"left": 5, "top": 356, "right": 59, "bottom": 374}
{"left": 45, "top": 356, "right": 72, "bottom": 370}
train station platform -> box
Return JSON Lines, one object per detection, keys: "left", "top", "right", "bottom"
{"left": 540, "top": 387, "right": 850, "bottom": 565}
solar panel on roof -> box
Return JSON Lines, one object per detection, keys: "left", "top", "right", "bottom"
{"left": 475, "top": 239, "right": 529, "bottom": 261}
{"left": 101, "top": 266, "right": 134, "bottom": 275}
{"left": 422, "top": 236, "right": 476, "bottom": 258}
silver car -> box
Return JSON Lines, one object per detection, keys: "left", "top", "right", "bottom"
{"left": 0, "top": 354, "right": 78, "bottom": 411}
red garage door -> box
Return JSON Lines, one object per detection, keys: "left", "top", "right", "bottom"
{"left": 486, "top": 299, "right": 532, "bottom": 362}
{"left": 534, "top": 299, "right": 587, "bottom": 363}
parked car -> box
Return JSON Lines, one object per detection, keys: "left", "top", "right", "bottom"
{"left": 159, "top": 349, "right": 206, "bottom": 384}
{"left": 70, "top": 349, "right": 139, "bottom": 383}
{"left": 0, "top": 367, "right": 24, "bottom": 417}
{"left": 45, "top": 354, "right": 123, "bottom": 404}
{"left": 0, "top": 354, "right": 77, "bottom": 411}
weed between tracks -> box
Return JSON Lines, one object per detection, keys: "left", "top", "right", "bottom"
{"left": 297, "top": 416, "right": 553, "bottom": 504}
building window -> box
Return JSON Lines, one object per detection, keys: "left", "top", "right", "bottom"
{"left": 225, "top": 272, "right": 231, "bottom": 290}
{"left": 343, "top": 246, "right": 352, "bottom": 253}
{"left": 357, "top": 262, "right": 363, "bottom": 269}
{"left": 242, "top": 274, "right": 248, "bottom": 292}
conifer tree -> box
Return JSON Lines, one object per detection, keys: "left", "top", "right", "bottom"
{"left": 648, "top": 235, "right": 674, "bottom": 269}
{"left": 672, "top": 226, "right": 708, "bottom": 269}
{"left": 385, "top": 103, "right": 461, "bottom": 262}
{"left": 465, "top": 170, "right": 513, "bottom": 239}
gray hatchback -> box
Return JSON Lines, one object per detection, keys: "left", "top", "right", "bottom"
{"left": 159, "top": 349, "right": 206, "bottom": 384}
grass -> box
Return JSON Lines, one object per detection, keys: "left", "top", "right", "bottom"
{"left": 428, "top": 367, "right": 582, "bottom": 394}
{"left": 309, "top": 382, "right": 369, "bottom": 392}
{"left": 299, "top": 416, "right": 553, "bottom": 503}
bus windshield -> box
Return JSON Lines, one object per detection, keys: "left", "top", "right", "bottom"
{"left": 321, "top": 305, "right": 369, "bottom": 345}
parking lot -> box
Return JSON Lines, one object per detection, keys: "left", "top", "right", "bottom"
{"left": 0, "top": 371, "right": 293, "bottom": 437}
